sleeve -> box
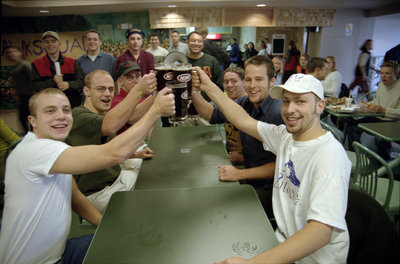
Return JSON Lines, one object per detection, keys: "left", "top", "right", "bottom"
{"left": 209, "top": 106, "right": 228, "bottom": 125}
{"left": 257, "top": 121, "right": 283, "bottom": 155}
{"left": 307, "top": 146, "right": 350, "bottom": 230}
{"left": 0, "top": 118, "right": 20, "bottom": 145}
{"left": 67, "top": 61, "right": 84, "bottom": 90}
{"left": 31, "top": 63, "right": 57, "bottom": 92}
{"left": 212, "top": 57, "right": 224, "bottom": 91}
{"left": 25, "top": 139, "right": 70, "bottom": 178}
{"left": 359, "top": 53, "right": 369, "bottom": 67}
{"left": 110, "top": 56, "right": 117, "bottom": 80}
{"left": 385, "top": 105, "right": 400, "bottom": 119}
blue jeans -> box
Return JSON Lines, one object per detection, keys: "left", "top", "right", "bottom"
{"left": 58, "top": 234, "right": 93, "bottom": 264}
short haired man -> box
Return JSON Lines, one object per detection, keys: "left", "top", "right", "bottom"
{"left": 146, "top": 33, "right": 169, "bottom": 63}
{"left": 116, "top": 28, "right": 155, "bottom": 75}
{"left": 65, "top": 70, "right": 157, "bottom": 213}
{"left": 191, "top": 55, "right": 284, "bottom": 214}
{"left": 192, "top": 71, "right": 351, "bottom": 264}
{"left": 31, "top": 31, "right": 84, "bottom": 108}
{"left": 229, "top": 38, "right": 241, "bottom": 67}
{"left": 347, "top": 61, "right": 400, "bottom": 157}
{"left": 0, "top": 88, "right": 174, "bottom": 263}
{"left": 168, "top": 30, "right": 189, "bottom": 55}
{"left": 187, "top": 31, "right": 224, "bottom": 93}
{"left": 77, "top": 30, "right": 116, "bottom": 80}
{"left": 222, "top": 67, "right": 247, "bottom": 164}
{"left": 308, "top": 57, "right": 329, "bottom": 81}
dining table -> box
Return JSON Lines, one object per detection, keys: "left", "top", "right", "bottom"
{"left": 324, "top": 106, "right": 385, "bottom": 147}
{"left": 135, "top": 125, "right": 237, "bottom": 190}
{"left": 357, "top": 121, "right": 400, "bottom": 143}
{"left": 83, "top": 185, "right": 278, "bottom": 264}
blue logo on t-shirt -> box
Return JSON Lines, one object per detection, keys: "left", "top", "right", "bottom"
{"left": 285, "top": 160, "right": 300, "bottom": 187}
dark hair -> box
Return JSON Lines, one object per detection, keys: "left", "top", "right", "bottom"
{"left": 244, "top": 55, "right": 275, "bottom": 81}
{"left": 360, "top": 39, "right": 372, "bottom": 52}
{"left": 289, "top": 40, "right": 297, "bottom": 51}
{"left": 381, "top": 60, "right": 399, "bottom": 73}
{"left": 187, "top": 31, "right": 202, "bottom": 41}
{"left": 232, "top": 38, "right": 237, "bottom": 42}
{"left": 260, "top": 40, "right": 266, "bottom": 49}
{"left": 248, "top": 42, "right": 255, "bottom": 49}
{"left": 150, "top": 33, "right": 159, "bottom": 38}
{"left": 171, "top": 30, "right": 180, "bottom": 35}
{"left": 3, "top": 45, "right": 25, "bottom": 59}
{"left": 85, "top": 30, "right": 102, "bottom": 40}
{"left": 308, "top": 57, "right": 327, "bottom": 73}
{"left": 224, "top": 67, "right": 245, "bottom": 80}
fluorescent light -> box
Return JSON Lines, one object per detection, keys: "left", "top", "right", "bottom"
{"left": 168, "top": 5, "right": 177, "bottom": 7}
{"left": 257, "top": 4, "right": 266, "bottom": 7}
{"left": 39, "top": 10, "right": 49, "bottom": 13}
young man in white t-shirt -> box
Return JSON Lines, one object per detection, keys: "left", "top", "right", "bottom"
{"left": 192, "top": 69, "right": 351, "bottom": 264}
{"left": 0, "top": 88, "right": 175, "bottom": 264}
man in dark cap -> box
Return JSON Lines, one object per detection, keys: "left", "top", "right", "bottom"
{"left": 116, "top": 28, "right": 155, "bottom": 76}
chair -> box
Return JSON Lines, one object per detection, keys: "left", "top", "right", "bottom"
{"left": 320, "top": 121, "right": 357, "bottom": 173}
{"left": 352, "top": 141, "right": 400, "bottom": 221}
{"left": 346, "top": 188, "right": 399, "bottom": 263}
{"left": 359, "top": 91, "right": 376, "bottom": 102}
{"left": 339, "top": 82, "right": 349, "bottom": 98}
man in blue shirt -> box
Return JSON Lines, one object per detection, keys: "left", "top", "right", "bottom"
{"left": 77, "top": 30, "right": 116, "bottom": 80}
{"left": 191, "top": 55, "right": 284, "bottom": 215}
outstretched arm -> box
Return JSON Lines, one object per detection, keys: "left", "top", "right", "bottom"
{"left": 192, "top": 67, "right": 261, "bottom": 141}
{"left": 50, "top": 88, "right": 175, "bottom": 175}
{"left": 101, "top": 73, "right": 157, "bottom": 135}
{"left": 216, "top": 220, "right": 333, "bottom": 264}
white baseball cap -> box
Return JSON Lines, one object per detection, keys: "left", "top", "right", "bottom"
{"left": 270, "top": 73, "right": 324, "bottom": 100}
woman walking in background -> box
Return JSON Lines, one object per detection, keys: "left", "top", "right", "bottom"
{"left": 282, "top": 40, "right": 300, "bottom": 83}
{"left": 348, "top": 39, "right": 373, "bottom": 94}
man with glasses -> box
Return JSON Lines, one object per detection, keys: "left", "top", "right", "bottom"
{"left": 65, "top": 69, "right": 156, "bottom": 213}
{"left": 111, "top": 61, "right": 156, "bottom": 133}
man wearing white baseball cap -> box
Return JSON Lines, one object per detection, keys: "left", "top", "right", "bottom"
{"left": 192, "top": 70, "right": 351, "bottom": 264}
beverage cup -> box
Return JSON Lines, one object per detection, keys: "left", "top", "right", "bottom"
{"left": 345, "top": 97, "right": 353, "bottom": 107}
{"left": 155, "top": 64, "right": 173, "bottom": 91}
{"left": 167, "top": 82, "right": 188, "bottom": 126}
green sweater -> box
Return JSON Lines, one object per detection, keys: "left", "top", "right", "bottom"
{"left": 65, "top": 106, "right": 120, "bottom": 195}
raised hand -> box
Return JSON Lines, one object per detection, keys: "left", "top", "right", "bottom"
{"left": 153, "top": 87, "right": 175, "bottom": 117}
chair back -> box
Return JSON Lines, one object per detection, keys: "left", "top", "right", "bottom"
{"left": 352, "top": 141, "right": 394, "bottom": 210}
{"left": 360, "top": 91, "right": 376, "bottom": 102}
{"left": 320, "top": 121, "right": 343, "bottom": 144}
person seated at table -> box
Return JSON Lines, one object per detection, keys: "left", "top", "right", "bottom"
{"left": 296, "top": 53, "right": 309, "bottom": 74}
{"left": 191, "top": 55, "right": 284, "bottom": 216}
{"left": 308, "top": 57, "right": 329, "bottom": 81}
{"left": 346, "top": 60, "right": 400, "bottom": 156}
{"left": 221, "top": 67, "right": 247, "bottom": 165}
{"left": 192, "top": 70, "right": 351, "bottom": 264}
{"left": 272, "top": 56, "right": 283, "bottom": 86}
{"left": 0, "top": 88, "right": 175, "bottom": 264}
{"left": 111, "top": 61, "right": 156, "bottom": 134}
{"left": 322, "top": 56, "right": 342, "bottom": 98}
{"left": 65, "top": 69, "right": 157, "bottom": 213}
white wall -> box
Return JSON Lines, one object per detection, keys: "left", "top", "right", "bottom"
{"left": 320, "top": 9, "right": 400, "bottom": 86}
{"left": 372, "top": 13, "right": 400, "bottom": 56}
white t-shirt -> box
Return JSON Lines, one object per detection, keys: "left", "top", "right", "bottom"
{"left": 257, "top": 122, "right": 351, "bottom": 264}
{"left": 322, "top": 71, "right": 342, "bottom": 98}
{"left": 146, "top": 46, "right": 169, "bottom": 57}
{"left": 0, "top": 132, "right": 72, "bottom": 264}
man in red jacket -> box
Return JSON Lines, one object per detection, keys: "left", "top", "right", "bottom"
{"left": 31, "top": 31, "right": 84, "bottom": 108}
